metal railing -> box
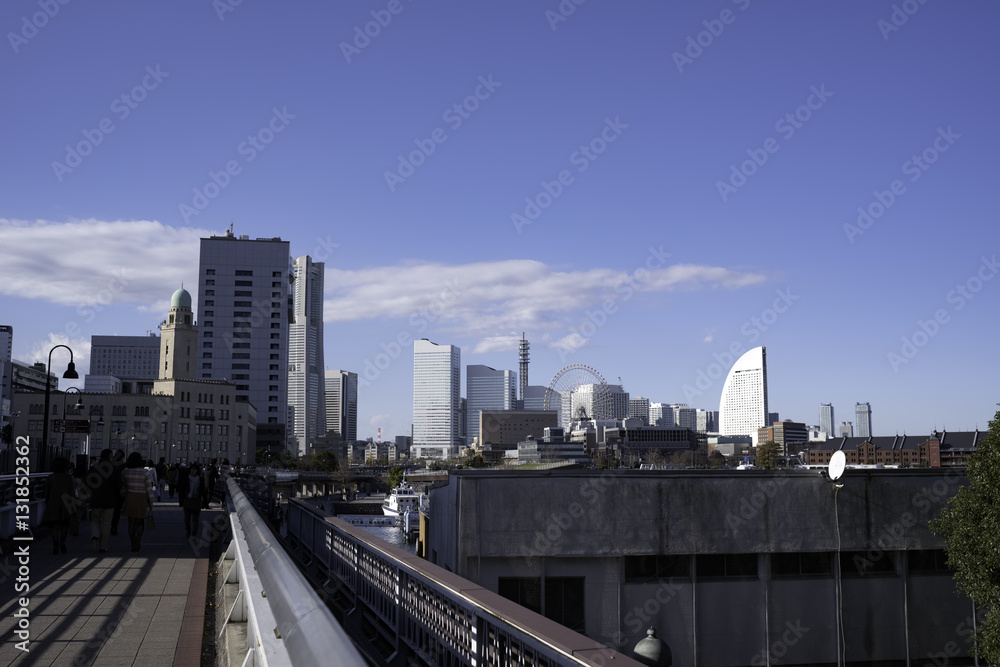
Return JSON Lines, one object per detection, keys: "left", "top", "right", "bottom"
{"left": 219, "top": 477, "right": 366, "bottom": 667}
{"left": 284, "top": 496, "right": 642, "bottom": 667}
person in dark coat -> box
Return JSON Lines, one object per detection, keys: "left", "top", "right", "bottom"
{"left": 167, "top": 462, "right": 180, "bottom": 498}
{"left": 177, "top": 463, "right": 208, "bottom": 539}
{"left": 88, "top": 449, "right": 120, "bottom": 553}
{"left": 42, "top": 458, "right": 76, "bottom": 554}
{"left": 110, "top": 449, "right": 126, "bottom": 535}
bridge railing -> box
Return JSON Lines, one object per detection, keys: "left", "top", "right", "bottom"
{"left": 219, "top": 477, "right": 367, "bottom": 667}
{"left": 284, "top": 496, "right": 642, "bottom": 667}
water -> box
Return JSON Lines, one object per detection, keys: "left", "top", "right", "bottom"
{"left": 342, "top": 515, "right": 417, "bottom": 553}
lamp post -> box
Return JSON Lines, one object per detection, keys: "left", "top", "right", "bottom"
{"left": 41, "top": 344, "right": 79, "bottom": 472}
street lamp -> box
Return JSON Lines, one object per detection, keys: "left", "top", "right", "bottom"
{"left": 41, "top": 344, "right": 79, "bottom": 472}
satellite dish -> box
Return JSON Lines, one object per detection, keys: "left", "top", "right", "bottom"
{"left": 828, "top": 450, "right": 846, "bottom": 481}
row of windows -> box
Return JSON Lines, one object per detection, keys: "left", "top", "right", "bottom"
{"left": 622, "top": 550, "right": 952, "bottom": 581}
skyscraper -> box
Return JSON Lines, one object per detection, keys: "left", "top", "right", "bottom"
{"left": 839, "top": 421, "right": 854, "bottom": 438}
{"left": 465, "top": 365, "right": 516, "bottom": 446}
{"left": 629, "top": 397, "right": 650, "bottom": 423}
{"left": 650, "top": 402, "right": 674, "bottom": 427}
{"left": 819, "top": 403, "right": 835, "bottom": 439}
{"left": 197, "top": 231, "right": 291, "bottom": 454}
{"left": 856, "top": 402, "right": 872, "bottom": 438}
{"left": 0, "top": 325, "right": 12, "bottom": 431}
{"left": 719, "top": 346, "right": 769, "bottom": 444}
{"left": 288, "top": 255, "right": 325, "bottom": 455}
{"left": 412, "top": 339, "right": 461, "bottom": 459}
{"left": 325, "top": 370, "right": 358, "bottom": 443}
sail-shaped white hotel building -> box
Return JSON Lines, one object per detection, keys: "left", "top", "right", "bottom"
{"left": 718, "top": 346, "right": 769, "bottom": 444}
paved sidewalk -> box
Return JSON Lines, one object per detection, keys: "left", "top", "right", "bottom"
{"left": 0, "top": 498, "right": 220, "bottom": 667}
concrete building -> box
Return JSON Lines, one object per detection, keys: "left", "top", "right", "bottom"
{"left": 0, "top": 325, "right": 11, "bottom": 434}
{"left": 649, "top": 402, "right": 674, "bottom": 427}
{"left": 324, "top": 370, "right": 358, "bottom": 443}
{"left": 628, "top": 397, "right": 650, "bottom": 424}
{"left": 427, "top": 468, "right": 976, "bottom": 666}
{"left": 819, "top": 403, "right": 835, "bottom": 439}
{"left": 90, "top": 334, "right": 160, "bottom": 394}
{"left": 668, "top": 403, "right": 696, "bottom": 431}
{"left": 523, "top": 385, "right": 558, "bottom": 412}
{"left": 720, "top": 346, "right": 769, "bottom": 444}
{"left": 756, "top": 420, "right": 808, "bottom": 456}
{"left": 571, "top": 384, "right": 628, "bottom": 423}
{"left": 695, "top": 409, "right": 718, "bottom": 433}
{"left": 478, "top": 409, "right": 559, "bottom": 448}
{"left": 516, "top": 427, "right": 588, "bottom": 464}
{"left": 288, "top": 255, "right": 325, "bottom": 455}
{"left": 197, "top": 231, "right": 292, "bottom": 455}
{"left": 602, "top": 424, "right": 698, "bottom": 460}
{"left": 465, "top": 365, "right": 516, "bottom": 446}
{"left": 840, "top": 421, "right": 854, "bottom": 438}
{"left": 412, "top": 339, "right": 461, "bottom": 459}
{"left": 856, "top": 402, "right": 873, "bottom": 438}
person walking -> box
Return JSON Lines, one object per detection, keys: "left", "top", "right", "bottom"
{"left": 167, "top": 462, "right": 180, "bottom": 498}
{"left": 122, "top": 452, "right": 154, "bottom": 552}
{"left": 89, "top": 449, "right": 119, "bottom": 553}
{"left": 156, "top": 457, "right": 168, "bottom": 500}
{"left": 42, "top": 457, "right": 76, "bottom": 555}
{"left": 145, "top": 459, "right": 159, "bottom": 502}
{"left": 110, "top": 449, "right": 126, "bottom": 535}
{"left": 177, "top": 463, "right": 208, "bottom": 539}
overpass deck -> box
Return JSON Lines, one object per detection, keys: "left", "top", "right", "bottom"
{"left": 0, "top": 499, "right": 215, "bottom": 667}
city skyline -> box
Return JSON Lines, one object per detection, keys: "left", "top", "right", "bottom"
{"left": 1, "top": 2, "right": 998, "bottom": 441}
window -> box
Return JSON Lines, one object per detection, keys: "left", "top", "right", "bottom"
{"left": 205, "top": 279, "right": 215, "bottom": 286}
{"left": 205, "top": 290, "right": 214, "bottom": 296}
{"left": 908, "top": 550, "right": 949, "bottom": 574}
{"left": 203, "top": 353, "right": 212, "bottom": 359}
{"left": 235, "top": 280, "right": 253, "bottom": 286}
{"left": 233, "top": 353, "right": 250, "bottom": 359}
{"left": 272, "top": 271, "right": 281, "bottom": 277}
{"left": 135, "top": 406, "right": 149, "bottom": 417}
{"left": 204, "top": 300, "right": 214, "bottom": 306}
{"left": 206, "top": 269, "right": 215, "bottom": 275}
{"left": 624, "top": 555, "right": 690, "bottom": 581}
{"left": 204, "top": 311, "right": 214, "bottom": 317}
{"left": 498, "top": 578, "right": 540, "bottom": 614}
{"left": 235, "top": 290, "right": 253, "bottom": 297}
{"left": 234, "top": 311, "right": 251, "bottom": 317}
{"left": 696, "top": 554, "right": 758, "bottom": 578}
{"left": 545, "top": 578, "right": 585, "bottom": 633}
{"left": 236, "top": 270, "right": 253, "bottom": 276}
{"left": 841, "top": 550, "right": 896, "bottom": 577}
{"left": 770, "top": 552, "right": 832, "bottom": 577}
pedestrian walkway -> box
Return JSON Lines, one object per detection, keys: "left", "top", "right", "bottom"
{"left": 0, "top": 497, "right": 220, "bottom": 667}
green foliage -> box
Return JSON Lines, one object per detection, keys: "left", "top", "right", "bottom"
{"left": 387, "top": 465, "right": 404, "bottom": 488}
{"left": 708, "top": 450, "right": 726, "bottom": 469}
{"left": 756, "top": 441, "right": 779, "bottom": 470}
{"left": 312, "top": 451, "right": 338, "bottom": 471}
{"left": 931, "top": 406, "right": 1000, "bottom": 663}
{"left": 467, "top": 454, "right": 486, "bottom": 468}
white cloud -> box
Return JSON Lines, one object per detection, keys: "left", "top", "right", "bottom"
{"left": 23, "top": 333, "right": 91, "bottom": 389}
{"left": 0, "top": 218, "right": 213, "bottom": 309}
{"left": 324, "top": 259, "right": 767, "bottom": 345}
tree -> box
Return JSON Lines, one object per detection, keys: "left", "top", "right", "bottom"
{"left": 930, "top": 405, "right": 1000, "bottom": 663}
{"left": 708, "top": 450, "right": 726, "bottom": 469}
{"left": 387, "top": 465, "right": 404, "bottom": 488}
{"left": 313, "top": 451, "right": 338, "bottom": 472}
{"left": 756, "top": 441, "right": 779, "bottom": 470}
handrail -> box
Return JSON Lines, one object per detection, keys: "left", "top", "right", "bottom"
{"left": 225, "top": 477, "right": 366, "bottom": 666}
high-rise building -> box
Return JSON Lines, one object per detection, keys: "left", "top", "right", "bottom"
{"left": 324, "top": 370, "right": 358, "bottom": 444}
{"left": 288, "top": 255, "right": 325, "bottom": 455}
{"left": 412, "top": 339, "right": 461, "bottom": 459}
{"left": 650, "top": 402, "right": 674, "bottom": 427}
{"left": 669, "top": 403, "right": 697, "bottom": 431}
{"left": 629, "top": 397, "right": 650, "bottom": 424}
{"left": 856, "top": 402, "right": 872, "bottom": 438}
{"left": 465, "top": 365, "right": 516, "bottom": 446}
{"left": 518, "top": 333, "right": 529, "bottom": 409}
{"left": 839, "top": 421, "right": 854, "bottom": 438}
{"left": 90, "top": 333, "right": 161, "bottom": 393}
{"left": 819, "top": 403, "right": 835, "bottom": 439}
{"left": 197, "top": 231, "right": 291, "bottom": 454}
{"left": 696, "top": 409, "right": 718, "bottom": 433}
{"left": 719, "top": 346, "right": 769, "bottom": 444}
{"left": 523, "top": 385, "right": 556, "bottom": 412}
{"left": 571, "top": 384, "right": 628, "bottom": 423}
{"left": 0, "top": 325, "right": 11, "bottom": 362}
{"left": 0, "top": 325, "right": 12, "bottom": 432}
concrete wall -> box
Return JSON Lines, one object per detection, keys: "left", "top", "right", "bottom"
{"left": 427, "top": 469, "right": 975, "bottom": 665}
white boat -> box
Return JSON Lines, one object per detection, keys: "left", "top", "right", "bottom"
{"left": 382, "top": 482, "right": 420, "bottom": 517}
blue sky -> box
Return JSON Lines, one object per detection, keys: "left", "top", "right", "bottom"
{"left": 1, "top": 0, "right": 997, "bottom": 441}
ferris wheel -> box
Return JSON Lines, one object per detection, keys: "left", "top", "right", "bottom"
{"left": 544, "top": 364, "right": 612, "bottom": 427}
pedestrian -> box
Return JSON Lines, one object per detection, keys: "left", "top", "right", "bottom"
{"left": 110, "top": 449, "right": 126, "bottom": 535}
{"left": 206, "top": 459, "right": 219, "bottom": 507}
{"left": 42, "top": 457, "right": 76, "bottom": 555}
{"left": 89, "top": 449, "right": 119, "bottom": 553}
{"left": 167, "top": 462, "right": 179, "bottom": 498}
{"left": 145, "top": 459, "right": 159, "bottom": 502}
{"left": 122, "top": 452, "right": 154, "bottom": 552}
{"left": 156, "top": 457, "right": 167, "bottom": 500}
{"left": 177, "top": 462, "right": 208, "bottom": 539}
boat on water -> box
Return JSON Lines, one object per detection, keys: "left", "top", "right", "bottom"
{"left": 382, "top": 481, "right": 421, "bottom": 517}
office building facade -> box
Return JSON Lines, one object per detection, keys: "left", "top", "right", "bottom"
{"left": 89, "top": 334, "right": 161, "bottom": 393}
{"left": 412, "top": 339, "right": 461, "bottom": 459}
{"left": 856, "top": 402, "right": 872, "bottom": 438}
{"left": 197, "top": 231, "right": 291, "bottom": 454}
{"left": 465, "top": 365, "right": 516, "bottom": 446}
{"left": 719, "top": 346, "right": 769, "bottom": 444}
{"left": 819, "top": 403, "right": 835, "bottom": 439}
{"left": 324, "top": 370, "right": 358, "bottom": 443}
{"left": 288, "top": 255, "right": 325, "bottom": 455}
